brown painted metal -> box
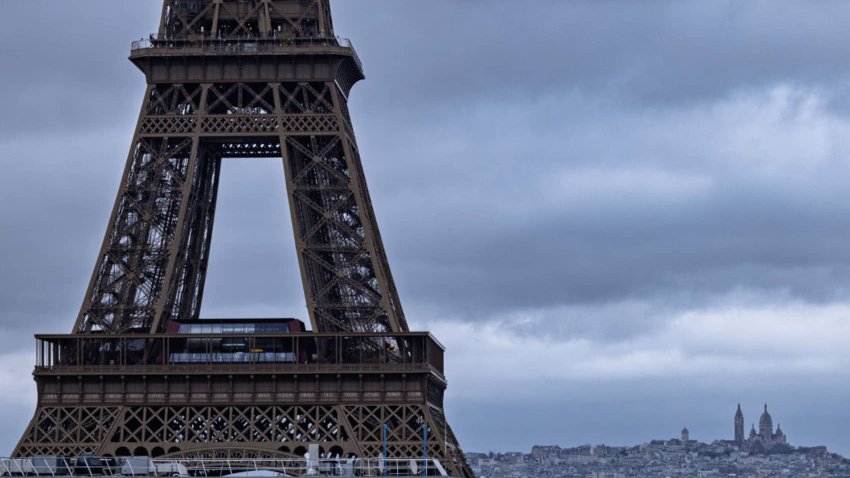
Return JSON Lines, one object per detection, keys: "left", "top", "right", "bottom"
{"left": 13, "top": 1, "right": 472, "bottom": 477}
{"left": 16, "top": 330, "right": 464, "bottom": 471}
{"left": 73, "top": 0, "right": 403, "bottom": 335}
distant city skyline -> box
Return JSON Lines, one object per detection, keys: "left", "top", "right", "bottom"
{"left": 468, "top": 406, "right": 842, "bottom": 478}
{"left": 468, "top": 437, "right": 843, "bottom": 478}
{"left": 474, "top": 403, "right": 803, "bottom": 454}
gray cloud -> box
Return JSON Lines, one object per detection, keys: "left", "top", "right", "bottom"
{"left": 335, "top": 1, "right": 850, "bottom": 108}
{"left": 2, "top": 0, "right": 850, "bottom": 457}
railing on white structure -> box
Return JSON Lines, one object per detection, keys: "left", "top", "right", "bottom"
{"left": 0, "top": 456, "right": 450, "bottom": 477}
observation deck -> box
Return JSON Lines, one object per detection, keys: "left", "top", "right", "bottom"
{"left": 35, "top": 331, "right": 445, "bottom": 379}
{"left": 129, "top": 35, "right": 364, "bottom": 87}
{"left": 31, "top": 326, "right": 448, "bottom": 409}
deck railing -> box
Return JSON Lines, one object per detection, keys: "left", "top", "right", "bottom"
{"left": 0, "top": 456, "right": 451, "bottom": 477}
{"left": 130, "top": 35, "right": 363, "bottom": 72}
{"left": 34, "top": 332, "right": 444, "bottom": 375}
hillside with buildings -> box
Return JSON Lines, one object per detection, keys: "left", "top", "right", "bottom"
{"left": 468, "top": 405, "right": 850, "bottom": 478}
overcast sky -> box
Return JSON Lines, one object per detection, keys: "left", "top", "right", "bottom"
{"left": 2, "top": 0, "right": 850, "bottom": 456}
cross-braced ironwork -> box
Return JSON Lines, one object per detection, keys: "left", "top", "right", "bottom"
{"left": 13, "top": 2, "right": 472, "bottom": 477}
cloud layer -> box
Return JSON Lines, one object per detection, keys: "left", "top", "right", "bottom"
{"left": 2, "top": 0, "right": 850, "bottom": 456}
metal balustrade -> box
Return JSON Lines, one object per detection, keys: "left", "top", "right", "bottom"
{"left": 130, "top": 35, "right": 363, "bottom": 72}
{"left": 0, "top": 456, "right": 451, "bottom": 477}
{"left": 34, "top": 332, "right": 445, "bottom": 375}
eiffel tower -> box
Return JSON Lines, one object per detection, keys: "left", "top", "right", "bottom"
{"left": 13, "top": 2, "right": 473, "bottom": 476}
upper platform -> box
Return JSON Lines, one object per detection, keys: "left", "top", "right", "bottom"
{"left": 131, "top": 35, "right": 362, "bottom": 71}
{"left": 34, "top": 329, "right": 446, "bottom": 381}
{"left": 130, "top": 36, "right": 364, "bottom": 86}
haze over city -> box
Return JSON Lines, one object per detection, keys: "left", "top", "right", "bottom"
{"left": 2, "top": 0, "right": 850, "bottom": 458}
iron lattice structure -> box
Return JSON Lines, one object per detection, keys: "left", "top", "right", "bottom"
{"left": 13, "top": 2, "right": 473, "bottom": 477}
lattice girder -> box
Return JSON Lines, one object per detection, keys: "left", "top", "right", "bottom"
{"left": 74, "top": 78, "right": 408, "bottom": 335}
{"left": 78, "top": 136, "right": 200, "bottom": 333}
{"left": 160, "top": 1, "right": 333, "bottom": 41}
{"left": 15, "top": 402, "right": 469, "bottom": 476}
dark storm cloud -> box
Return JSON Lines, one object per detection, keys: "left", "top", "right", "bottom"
{"left": 2, "top": 0, "right": 850, "bottom": 457}
{"left": 345, "top": 86, "right": 850, "bottom": 325}
{"left": 335, "top": 1, "right": 850, "bottom": 108}
{"left": 328, "top": 1, "right": 850, "bottom": 325}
